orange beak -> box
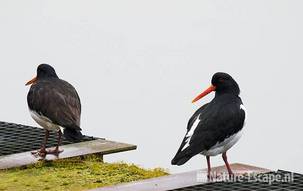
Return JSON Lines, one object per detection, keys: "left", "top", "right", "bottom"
{"left": 192, "top": 85, "right": 216, "bottom": 103}
{"left": 25, "top": 76, "right": 37, "bottom": 86}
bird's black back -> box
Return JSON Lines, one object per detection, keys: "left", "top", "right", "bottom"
{"left": 27, "top": 78, "right": 81, "bottom": 130}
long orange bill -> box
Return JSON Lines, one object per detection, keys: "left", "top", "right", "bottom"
{"left": 192, "top": 85, "right": 216, "bottom": 103}
{"left": 25, "top": 76, "right": 37, "bottom": 86}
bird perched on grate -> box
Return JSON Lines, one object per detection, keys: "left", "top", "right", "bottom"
{"left": 171, "top": 72, "right": 246, "bottom": 179}
{"left": 26, "top": 64, "right": 82, "bottom": 158}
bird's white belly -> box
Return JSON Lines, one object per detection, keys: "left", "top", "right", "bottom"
{"left": 200, "top": 130, "right": 242, "bottom": 156}
{"left": 30, "top": 110, "right": 60, "bottom": 131}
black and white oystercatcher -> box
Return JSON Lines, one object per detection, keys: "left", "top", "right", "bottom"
{"left": 26, "top": 64, "right": 82, "bottom": 157}
{"left": 171, "top": 72, "right": 246, "bottom": 178}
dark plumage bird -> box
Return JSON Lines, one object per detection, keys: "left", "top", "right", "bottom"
{"left": 171, "top": 72, "right": 246, "bottom": 178}
{"left": 26, "top": 64, "right": 82, "bottom": 157}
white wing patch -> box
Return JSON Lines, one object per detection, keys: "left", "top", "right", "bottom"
{"left": 181, "top": 114, "right": 201, "bottom": 151}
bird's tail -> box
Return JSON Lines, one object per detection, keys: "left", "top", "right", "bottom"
{"left": 171, "top": 149, "right": 194, "bottom": 166}
{"left": 63, "top": 127, "right": 83, "bottom": 142}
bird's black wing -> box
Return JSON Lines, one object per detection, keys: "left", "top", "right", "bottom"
{"left": 171, "top": 99, "right": 245, "bottom": 165}
{"left": 27, "top": 78, "right": 81, "bottom": 130}
{"left": 172, "top": 103, "right": 209, "bottom": 164}
{"left": 173, "top": 103, "right": 210, "bottom": 156}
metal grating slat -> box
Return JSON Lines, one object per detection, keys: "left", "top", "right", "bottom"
{"left": 170, "top": 170, "right": 303, "bottom": 191}
{"left": 0, "top": 121, "right": 97, "bottom": 156}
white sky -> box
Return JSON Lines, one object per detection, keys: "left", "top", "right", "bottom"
{"left": 0, "top": 0, "right": 302, "bottom": 173}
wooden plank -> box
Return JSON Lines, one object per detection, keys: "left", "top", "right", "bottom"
{"left": 92, "top": 163, "right": 271, "bottom": 191}
{"left": 0, "top": 139, "right": 136, "bottom": 169}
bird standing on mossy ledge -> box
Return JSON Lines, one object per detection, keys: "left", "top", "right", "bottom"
{"left": 26, "top": 64, "right": 83, "bottom": 158}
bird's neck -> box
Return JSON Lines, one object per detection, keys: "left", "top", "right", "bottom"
{"left": 38, "top": 76, "right": 59, "bottom": 81}
{"left": 215, "top": 91, "right": 240, "bottom": 99}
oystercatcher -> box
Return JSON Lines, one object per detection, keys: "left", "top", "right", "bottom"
{"left": 26, "top": 64, "right": 82, "bottom": 157}
{"left": 171, "top": 72, "right": 246, "bottom": 178}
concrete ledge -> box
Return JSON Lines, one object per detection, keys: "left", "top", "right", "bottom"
{"left": 92, "top": 163, "right": 270, "bottom": 191}
{"left": 0, "top": 139, "right": 136, "bottom": 169}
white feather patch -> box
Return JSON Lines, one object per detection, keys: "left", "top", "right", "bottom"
{"left": 200, "top": 130, "right": 243, "bottom": 156}
{"left": 181, "top": 114, "right": 201, "bottom": 151}
{"left": 240, "top": 104, "right": 246, "bottom": 115}
{"left": 30, "top": 110, "right": 60, "bottom": 131}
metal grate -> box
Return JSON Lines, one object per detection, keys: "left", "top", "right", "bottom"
{"left": 170, "top": 170, "right": 303, "bottom": 191}
{"left": 0, "top": 121, "right": 96, "bottom": 156}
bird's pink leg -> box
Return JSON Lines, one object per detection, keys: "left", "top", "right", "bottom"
{"left": 206, "top": 156, "right": 212, "bottom": 180}
{"left": 222, "top": 152, "right": 234, "bottom": 177}
{"left": 31, "top": 129, "right": 49, "bottom": 158}
{"left": 47, "top": 130, "right": 63, "bottom": 156}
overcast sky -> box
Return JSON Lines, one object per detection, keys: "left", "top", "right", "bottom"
{"left": 0, "top": 0, "right": 302, "bottom": 173}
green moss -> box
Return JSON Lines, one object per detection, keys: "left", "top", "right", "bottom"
{"left": 0, "top": 155, "right": 168, "bottom": 191}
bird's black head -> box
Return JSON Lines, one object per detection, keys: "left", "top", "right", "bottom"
{"left": 25, "top": 64, "right": 58, "bottom": 86}
{"left": 36, "top": 64, "right": 58, "bottom": 79}
{"left": 192, "top": 72, "right": 240, "bottom": 103}
{"left": 211, "top": 72, "right": 240, "bottom": 95}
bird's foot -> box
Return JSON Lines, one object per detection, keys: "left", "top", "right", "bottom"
{"left": 46, "top": 148, "right": 64, "bottom": 157}
{"left": 31, "top": 148, "right": 47, "bottom": 158}
{"left": 228, "top": 172, "right": 235, "bottom": 179}
{"left": 207, "top": 172, "right": 221, "bottom": 181}
{"left": 207, "top": 171, "right": 236, "bottom": 181}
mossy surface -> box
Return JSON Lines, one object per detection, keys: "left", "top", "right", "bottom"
{"left": 0, "top": 156, "right": 168, "bottom": 191}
